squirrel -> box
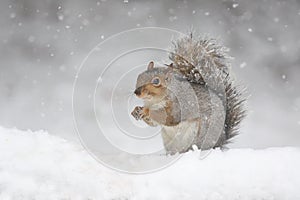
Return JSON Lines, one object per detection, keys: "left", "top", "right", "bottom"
{"left": 131, "top": 33, "right": 246, "bottom": 155}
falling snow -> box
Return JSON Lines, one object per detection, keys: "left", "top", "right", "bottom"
{"left": 232, "top": 4, "right": 239, "bottom": 8}
{"left": 240, "top": 62, "right": 247, "bottom": 68}
{"left": 1, "top": 0, "right": 300, "bottom": 198}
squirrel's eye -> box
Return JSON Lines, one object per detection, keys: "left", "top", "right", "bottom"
{"left": 151, "top": 77, "right": 160, "bottom": 86}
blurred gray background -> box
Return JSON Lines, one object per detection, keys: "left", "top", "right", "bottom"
{"left": 0, "top": 0, "right": 300, "bottom": 149}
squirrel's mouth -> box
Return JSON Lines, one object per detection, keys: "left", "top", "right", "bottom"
{"left": 134, "top": 87, "right": 153, "bottom": 100}
{"left": 137, "top": 94, "right": 152, "bottom": 100}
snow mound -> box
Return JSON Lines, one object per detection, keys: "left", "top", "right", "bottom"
{"left": 0, "top": 126, "right": 300, "bottom": 200}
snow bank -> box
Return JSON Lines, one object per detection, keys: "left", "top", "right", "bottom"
{"left": 0, "top": 126, "right": 299, "bottom": 200}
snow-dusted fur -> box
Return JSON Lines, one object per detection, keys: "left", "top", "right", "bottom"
{"left": 169, "top": 33, "right": 246, "bottom": 147}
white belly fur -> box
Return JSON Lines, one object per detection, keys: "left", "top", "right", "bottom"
{"left": 161, "top": 120, "right": 199, "bottom": 154}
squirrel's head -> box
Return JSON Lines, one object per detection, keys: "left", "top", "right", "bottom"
{"left": 134, "top": 61, "right": 172, "bottom": 103}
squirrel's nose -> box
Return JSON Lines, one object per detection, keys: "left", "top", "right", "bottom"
{"left": 134, "top": 87, "right": 142, "bottom": 96}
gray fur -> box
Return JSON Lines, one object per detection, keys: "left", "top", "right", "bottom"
{"left": 169, "top": 33, "right": 246, "bottom": 149}
{"left": 132, "top": 33, "right": 246, "bottom": 154}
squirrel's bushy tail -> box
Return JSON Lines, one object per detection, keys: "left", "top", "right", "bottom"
{"left": 223, "top": 79, "right": 246, "bottom": 143}
{"left": 169, "top": 33, "right": 246, "bottom": 146}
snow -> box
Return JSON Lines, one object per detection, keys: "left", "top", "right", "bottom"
{"left": 204, "top": 12, "right": 210, "bottom": 16}
{"left": 0, "top": 126, "right": 300, "bottom": 199}
{"left": 232, "top": 4, "right": 239, "bottom": 8}
{"left": 240, "top": 62, "right": 247, "bottom": 68}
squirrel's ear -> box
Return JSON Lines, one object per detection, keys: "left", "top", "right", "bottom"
{"left": 165, "top": 63, "right": 173, "bottom": 82}
{"left": 164, "top": 63, "right": 174, "bottom": 69}
{"left": 165, "top": 70, "right": 173, "bottom": 83}
{"left": 147, "top": 61, "right": 154, "bottom": 70}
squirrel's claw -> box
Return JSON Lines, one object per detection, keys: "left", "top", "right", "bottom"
{"left": 131, "top": 106, "right": 143, "bottom": 120}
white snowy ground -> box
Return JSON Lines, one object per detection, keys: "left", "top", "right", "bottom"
{"left": 0, "top": 126, "right": 300, "bottom": 200}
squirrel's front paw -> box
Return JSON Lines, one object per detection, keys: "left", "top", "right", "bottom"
{"left": 131, "top": 106, "right": 144, "bottom": 120}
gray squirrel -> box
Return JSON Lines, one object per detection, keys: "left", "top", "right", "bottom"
{"left": 131, "top": 33, "right": 246, "bottom": 154}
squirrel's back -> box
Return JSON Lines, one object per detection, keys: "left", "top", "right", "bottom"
{"left": 169, "top": 33, "right": 246, "bottom": 149}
